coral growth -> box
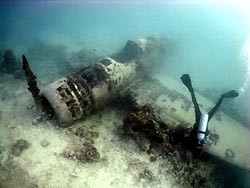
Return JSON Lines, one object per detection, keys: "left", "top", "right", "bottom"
{"left": 10, "top": 139, "right": 29, "bottom": 157}
{"left": 123, "top": 105, "right": 189, "bottom": 150}
{"left": 122, "top": 105, "right": 216, "bottom": 188}
{"left": 123, "top": 105, "right": 171, "bottom": 147}
{"left": 62, "top": 125, "right": 100, "bottom": 163}
{"left": 63, "top": 143, "right": 100, "bottom": 163}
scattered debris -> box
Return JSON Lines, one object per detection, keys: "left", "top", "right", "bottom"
{"left": 225, "top": 148, "right": 235, "bottom": 161}
{"left": 10, "top": 139, "right": 29, "bottom": 157}
{"left": 62, "top": 125, "right": 100, "bottom": 163}
{"left": 149, "top": 155, "right": 157, "bottom": 162}
{"left": 139, "top": 168, "right": 156, "bottom": 182}
{"left": 207, "top": 132, "right": 220, "bottom": 146}
{"left": 40, "top": 139, "right": 50, "bottom": 148}
{"left": 27, "top": 104, "right": 34, "bottom": 110}
{"left": 68, "top": 126, "right": 99, "bottom": 144}
{"left": 32, "top": 115, "right": 43, "bottom": 125}
{"left": 63, "top": 143, "right": 100, "bottom": 163}
{"left": 32, "top": 112, "right": 48, "bottom": 125}
{"left": 143, "top": 168, "right": 154, "bottom": 181}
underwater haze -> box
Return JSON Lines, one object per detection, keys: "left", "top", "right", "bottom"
{"left": 1, "top": 1, "right": 250, "bottom": 119}
{"left": 1, "top": 1, "right": 250, "bottom": 187}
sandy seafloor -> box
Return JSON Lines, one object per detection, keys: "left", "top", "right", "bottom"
{"left": 0, "top": 73, "right": 182, "bottom": 188}
{"left": 1, "top": 33, "right": 250, "bottom": 188}
{"left": 1, "top": 61, "right": 250, "bottom": 188}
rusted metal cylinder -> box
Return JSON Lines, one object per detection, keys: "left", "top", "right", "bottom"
{"left": 41, "top": 57, "right": 137, "bottom": 127}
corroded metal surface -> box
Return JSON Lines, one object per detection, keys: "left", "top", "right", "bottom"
{"left": 41, "top": 57, "right": 136, "bottom": 126}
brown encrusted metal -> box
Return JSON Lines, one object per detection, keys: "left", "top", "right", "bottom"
{"left": 78, "top": 64, "right": 108, "bottom": 88}
{"left": 68, "top": 73, "right": 95, "bottom": 107}
{"left": 67, "top": 74, "right": 93, "bottom": 118}
{"left": 55, "top": 65, "right": 105, "bottom": 121}
{"left": 41, "top": 56, "right": 136, "bottom": 126}
{"left": 22, "top": 55, "right": 42, "bottom": 107}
